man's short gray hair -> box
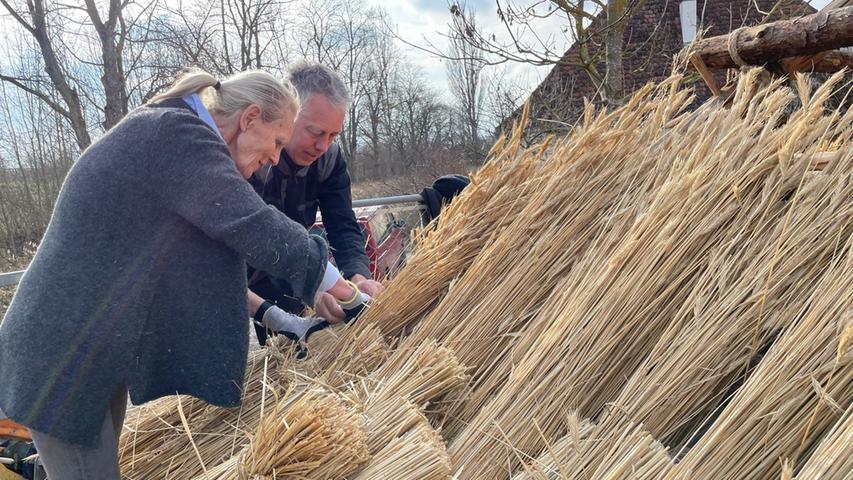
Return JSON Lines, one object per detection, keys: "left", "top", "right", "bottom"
{"left": 287, "top": 62, "right": 351, "bottom": 108}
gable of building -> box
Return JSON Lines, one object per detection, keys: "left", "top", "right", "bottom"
{"left": 505, "top": 0, "right": 816, "bottom": 136}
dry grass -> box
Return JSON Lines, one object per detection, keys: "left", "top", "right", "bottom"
{"left": 793, "top": 405, "right": 853, "bottom": 479}
{"left": 353, "top": 419, "right": 451, "bottom": 480}
{"left": 0, "top": 286, "right": 14, "bottom": 322}
{"left": 119, "top": 70, "right": 853, "bottom": 480}
{"left": 120, "top": 341, "right": 303, "bottom": 479}
{"left": 239, "top": 388, "right": 369, "bottom": 479}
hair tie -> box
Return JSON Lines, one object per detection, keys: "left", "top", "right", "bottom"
{"left": 213, "top": 81, "right": 222, "bottom": 90}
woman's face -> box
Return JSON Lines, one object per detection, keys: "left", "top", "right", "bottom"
{"left": 230, "top": 105, "right": 295, "bottom": 179}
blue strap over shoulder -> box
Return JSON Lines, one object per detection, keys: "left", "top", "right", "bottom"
{"left": 182, "top": 93, "right": 222, "bottom": 139}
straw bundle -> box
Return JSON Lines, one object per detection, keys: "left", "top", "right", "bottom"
{"left": 353, "top": 419, "right": 450, "bottom": 480}
{"left": 361, "top": 396, "right": 428, "bottom": 454}
{"left": 121, "top": 327, "right": 385, "bottom": 479}
{"left": 541, "top": 75, "right": 853, "bottom": 478}
{"left": 443, "top": 80, "right": 746, "bottom": 475}
{"left": 364, "top": 339, "right": 468, "bottom": 410}
{"left": 306, "top": 322, "right": 391, "bottom": 390}
{"left": 447, "top": 85, "right": 705, "bottom": 437}
{"left": 511, "top": 414, "right": 595, "bottom": 479}
{"left": 510, "top": 416, "right": 675, "bottom": 480}
{"left": 579, "top": 425, "right": 674, "bottom": 480}
{"left": 510, "top": 415, "right": 674, "bottom": 480}
{"left": 445, "top": 71, "right": 853, "bottom": 478}
{"left": 380, "top": 88, "right": 671, "bottom": 426}
{"left": 194, "top": 456, "right": 239, "bottom": 480}
{"left": 348, "top": 106, "right": 541, "bottom": 339}
{"left": 188, "top": 388, "right": 369, "bottom": 480}
{"left": 668, "top": 235, "right": 853, "bottom": 478}
{"left": 794, "top": 405, "right": 853, "bottom": 479}
{"left": 121, "top": 341, "right": 301, "bottom": 479}
{"left": 238, "top": 388, "right": 369, "bottom": 479}
{"left": 355, "top": 340, "right": 467, "bottom": 453}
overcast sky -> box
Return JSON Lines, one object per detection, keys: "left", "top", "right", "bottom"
{"left": 372, "top": 0, "right": 833, "bottom": 101}
{"left": 371, "top": 0, "right": 569, "bottom": 101}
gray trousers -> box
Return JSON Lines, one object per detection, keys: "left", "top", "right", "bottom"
{"left": 28, "top": 385, "right": 128, "bottom": 480}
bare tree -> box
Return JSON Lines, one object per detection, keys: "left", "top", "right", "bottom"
{"left": 442, "top": 0, "right": 646, "bottom": 104}
{"left": 292, "top": 0, "right": 386, "bottom": 168}
{"left": 83, "top": 0, "right": 130, "bottom": 129}
{"left": 218, "top": 0, "right": 291, "bottom": 72}
{"left": 0, "top": 0, "right": 169, "bottom": 149}
{"left": 446, "top": 4, "right": 487, "bottom": 160}
{"left": 0, "top": 77, "right": 75, "bottom": 267}
{"left": 483, "top": 65, "right": 526, "bottom": 135}
{"left": 335, "top": 3, "right": 383, "bottom": 167}
{"left": 386, "top": 65, "right": 454, "bottom": 170}
{"left": 0, "top": 0, "right": 92, "bottom": 149}
{"left": 358, "top": 33, "right": 398, "bottom": 177}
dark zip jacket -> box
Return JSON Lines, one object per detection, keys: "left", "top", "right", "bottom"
{"left": 248, "top": 144, "right": 371, "bottom": 280}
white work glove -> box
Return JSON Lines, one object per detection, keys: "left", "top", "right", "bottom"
{"left": 319, "top": 261, "right": 343, "bottom": 292}
{"left": 261, "top": 304, "right": 327, "bottom": 341}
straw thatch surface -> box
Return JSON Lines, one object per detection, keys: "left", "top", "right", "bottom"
{"left": 793, "top": 405, "right": 853, "bottom": 479}
{"left": 120, "top": 69, "right": 853, "bottom": 479}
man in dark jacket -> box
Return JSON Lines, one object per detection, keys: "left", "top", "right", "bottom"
{"left": 248, "top": 62, "right": 384, "bottom": 324}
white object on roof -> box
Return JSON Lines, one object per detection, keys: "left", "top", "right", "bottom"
{"left": 680, "top": 0, "right": 698, "bottom": 46}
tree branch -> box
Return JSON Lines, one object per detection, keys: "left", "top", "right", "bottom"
{"left": 0, "top": 74, "right": 70, "bottom": 117}
{"left": 0, "top": 0, "right": 35, "bottom": 34}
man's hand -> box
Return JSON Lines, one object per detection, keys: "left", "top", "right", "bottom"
{"left": 351, "top": 274, "right": 385, "bottom": 298}
{"left": 314, "top": 291, "right": 346, "bottom": 324}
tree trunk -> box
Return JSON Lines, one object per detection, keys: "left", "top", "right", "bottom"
{"left": 28, "top": 0, "right": 91, "bottom": 150}
{"left": 689, "top": 6, "right": 853, "bottom": 70}
{"left": 604, "top": 0, "right": 627, "bottom": 103}
{"left": 84, "top": 0, "right": 128, "bottom": 131}
{"left": 777, "top": 0, "right": 853, "bottom": 73}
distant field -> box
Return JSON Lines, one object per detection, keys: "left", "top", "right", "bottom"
{"left": 0, "top": 286, "right": 15, "bottom": 322}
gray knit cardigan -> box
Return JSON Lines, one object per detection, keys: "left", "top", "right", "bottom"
{"left": 0, "top": 99, "right": 327, "bottom": 447}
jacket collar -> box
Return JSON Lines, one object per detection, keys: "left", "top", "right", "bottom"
{"left": 277, "top": 149, "right": 312, "bottom": 178}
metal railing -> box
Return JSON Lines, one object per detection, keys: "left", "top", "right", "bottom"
{"left": 0, "top": 270, "right": 25, "bottom": 288}
{"left": 0, "top": 195, "right": 426, "bottom": 288}
{"left": 351, "top": 194, "right": 423, "bottom": 208}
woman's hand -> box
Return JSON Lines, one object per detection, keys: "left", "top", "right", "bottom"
{"left": 313, "top": 291, "right": 346, "bottom": 324}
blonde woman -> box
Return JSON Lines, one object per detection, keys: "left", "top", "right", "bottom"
{"left": 0, "top": 69, "right": 362, "bottom": 479}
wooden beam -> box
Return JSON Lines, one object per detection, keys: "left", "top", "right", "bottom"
{"left": 782, "top": 49, "right": 853, "bottom": 73}
{"left": 690, "top": 54, "right": 722, "bottom": 96}
{"left": 823, "top": 0, "right": 853, "bottom": 9}
{"left": 686, "top": 6, "right": 853, "bottom": 70}
{"left": 779, "top": 0, "right": 853, "bottom": 73}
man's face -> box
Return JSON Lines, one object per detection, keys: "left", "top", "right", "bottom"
{"left": 285, "top": 93, "right": 346, "bottom": 167}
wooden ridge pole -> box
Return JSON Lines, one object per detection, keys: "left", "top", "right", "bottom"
{"left": 782, "top": 0, "right": 853, "bottom": 73}
{"left": 687, "top": 6, "right": 853, "bottom": 70}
